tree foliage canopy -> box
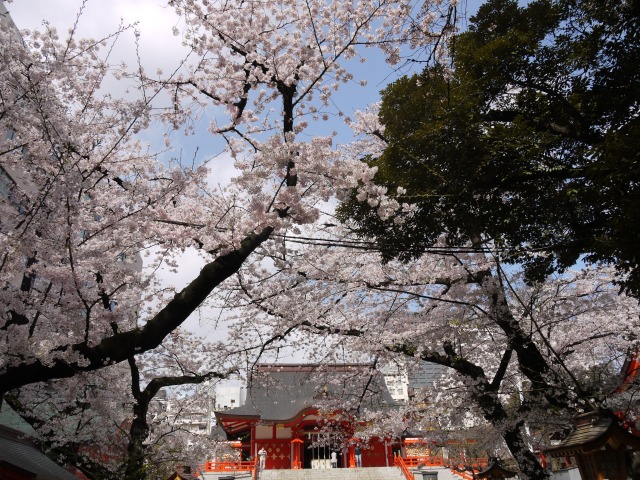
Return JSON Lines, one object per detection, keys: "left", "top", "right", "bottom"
{"left": 3, "top": 0, "right": 640, "bottom": 476}
{"left": 341, "top": 0, "right": 640, "bottom": 294}
{"left": 0, "top": 0, "right": 453, "bottom": 474}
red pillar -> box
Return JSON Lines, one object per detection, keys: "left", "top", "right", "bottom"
{"left": 348, "top": 446, "right": 355, "bottom": 468}
{"left": 291, "top": 438, "right": 303, "bottom": 469}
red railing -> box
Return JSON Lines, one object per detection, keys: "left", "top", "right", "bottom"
{"left": 252, "top": 457, "right": 259, "bottom": 480}
{"left": 404, "top": 456, "right": 487, "bottom": 468}
{"left": 402, "top": 456, "right": 446, "bottom": 467}
{"left": 200, "top": 460, "right": 257, "bottom": 472}
{"left": 453, "top": 471, "right": 475, "bottom": 480}
{"left": 399, "top": 457, "right": 486, "bottom": 480}
{"left": 200, "top": 456, "right": 485, "bottom": 480}
{"left": 394, "top": 455, "right": 415, "bottom": 480}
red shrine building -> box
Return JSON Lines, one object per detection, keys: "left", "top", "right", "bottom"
{"left": 213, "top": 364, "right": 402, "bottom": 470}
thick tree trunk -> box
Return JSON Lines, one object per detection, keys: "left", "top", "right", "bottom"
{"left": 467, "top": 381, "right": 548, "bottom": 478}
{"left": 122, "top": 369, "right": 223, "bottom": 479}
{"left": 124, "top": 394, "right": 153, "bottom": 480}
{"left": 466, "top": 370, "right": 549, "bottom": 479}
{"left": 484, "top": 273, "right": 590, "bottom": 412}
{"left": 0, "top": 226, "right": 273, "bottom": 394}
{"left": 419, "top": 342, "right": 549, "bottom": 478}
{"left": 502, "top": 422, "right": 548, "bottom": 479}
{"left": 124, "top": 399, "right": 150, "bottom": 480}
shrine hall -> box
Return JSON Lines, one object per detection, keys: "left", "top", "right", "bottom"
{"left": 213, "top": 364, "right": 401, "bottom": 470}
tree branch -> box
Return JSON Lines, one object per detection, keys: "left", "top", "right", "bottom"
{"left": 0, "top": 226, "right": 274, "bottom": 394}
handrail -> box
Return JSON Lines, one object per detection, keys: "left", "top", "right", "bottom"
{"left": 252, "top": 457, "right": 259, "bottom": 480}
{"left": 453, "top": 472, "right": 475, "bottom": 480}
{"left": 403, "top": 457, "right": 445, "bottom": 467}
{"left": 400, "top": 456, "right": 484, "bottom": 480}
{"left": 404, "top": 457, "right": 487, "bottom": 468}
{"left": 444, "top": 461, "right": 482, "bottom": 480}
{"left": 201, "top": 460, "right": 257, "bottom": 472}
{"left": 394, "top": 455, "right": 415, "bottom": 480}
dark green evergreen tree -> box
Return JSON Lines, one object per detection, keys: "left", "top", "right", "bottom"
{"left": 341, "top": 0, "right": 640, "bottom": 295}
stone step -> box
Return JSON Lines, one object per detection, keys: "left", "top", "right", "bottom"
{"left": 201, "top": 466, "right": 467, "bottom": 480}
{"left": 260, "top": 466, "right": 406, "bottom": 480}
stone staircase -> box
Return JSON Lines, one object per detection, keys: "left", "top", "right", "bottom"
{"left": 201, "top": 466, "right": 467, "bottom": 480}
{"left": 260, "top": 467, "right": 405, "bottom": 480}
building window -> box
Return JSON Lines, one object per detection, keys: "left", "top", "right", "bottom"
{"left": 0, "top": 165, "right": 29, "bottom": 213}
{"left": 0, "top": 165, "right": 15, "bottom": 198}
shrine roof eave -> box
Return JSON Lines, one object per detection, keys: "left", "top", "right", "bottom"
{"left": 217, "top": 406, "right": 354, "bottom": 435}
{"left": 219, "top": 406, "right": 332, "bottom": 426}
{"left": 215, "top": 412, "right": 260, "bottom": 436}
{"left": 216, "top": 407, "right": 321, "bottom": 435}
{"left": 273, "top": 407, "right": 320, "bottom": 427}
{"left": 256, "top": 407, "right": 356, "bottom": 427}
{"left": 215, "top": 411, "right": 260, "bottom": 422}
{"left": 544, "top": 415, "right": 640, "bottom": 457}
{"left": 475, "top": 462, "right": 517, "bottom": 479}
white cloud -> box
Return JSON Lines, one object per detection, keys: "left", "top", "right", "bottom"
{"left": 6, "top": 1, "right": 235, "bottom": 339}
{"left": 7, "top": 0, "right": 189, "bottom": 75}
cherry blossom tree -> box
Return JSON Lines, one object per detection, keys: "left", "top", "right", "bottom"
{"left": 0, "top": 0, "right": 450, "bottom": 394}
{"left": 7, "top": 1, "right": 633, "bottom": 478}
{"left": 119, "top": 329, "right": 238, "bottom": 479}
{"left": 4, "top": 328, "right": 236, "bottom": 479}
{"left": 0, "top": 0, "right": 457, "bottom": 474}
{"left": 219, "top": 218, "right": 640, "bottom": 477}
{"left": 5, "top": 366, "right": 132, "bottom": 478}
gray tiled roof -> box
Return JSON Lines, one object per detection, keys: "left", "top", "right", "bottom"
{"left": 218, "top": 364, "right": 395, "bottom": 422}
{"left": 0, "top": 402, "right": 37, "bottom": 436}
{"left": 544, "top": 411, "right": 640, "bottom": 456}
{"left": 0, "top": 425, "right": 79, "bottom": 480}
{"left": 553, "top": 416, "right": 612, "bottom": 449}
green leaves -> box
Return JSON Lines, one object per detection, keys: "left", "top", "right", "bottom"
{"left": 342, "top": 0, "right": 640, "bottom": 294}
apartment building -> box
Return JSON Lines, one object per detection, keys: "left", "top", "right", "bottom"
{"left": 381, "top": 360, "right": 445, "bottom": 403}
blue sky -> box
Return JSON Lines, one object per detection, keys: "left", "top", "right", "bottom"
{"left": 6, "top": 0, "right": 488, "bottom": 160}
{"left": 4, "top": 0, "right": 490, "bottom": 342}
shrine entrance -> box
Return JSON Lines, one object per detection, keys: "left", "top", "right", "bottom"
{"left": 214, "top": 364, "right": 400, "bottom": 470}
{"left": 303, "top": 433, "right": 340, "bottom": 469}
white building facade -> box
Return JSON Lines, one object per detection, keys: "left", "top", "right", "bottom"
{"left": 382, "top": 361, "right": 445, "bottom": 403}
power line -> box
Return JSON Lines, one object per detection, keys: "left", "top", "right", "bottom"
{"left": 271, "top": 233, "right": 495, "bottom": 256}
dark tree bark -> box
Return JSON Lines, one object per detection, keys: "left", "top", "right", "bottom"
{"left": 122, "top": 357, "right": 228, "bottom": 480}
{"left": 0, "top": 226, "right": 273, "bottom": 395}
